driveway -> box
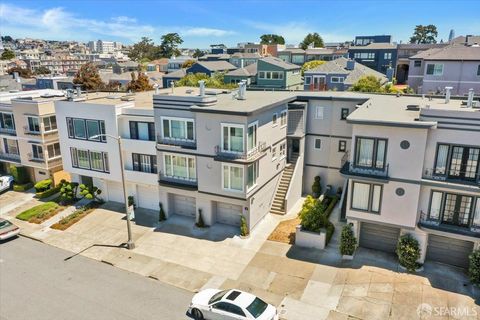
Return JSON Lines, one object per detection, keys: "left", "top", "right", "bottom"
{"left": 0, "top": 189, "right": 35, "bottom": 216}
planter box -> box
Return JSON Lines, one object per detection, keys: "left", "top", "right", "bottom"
{"left": 342, "top": 254, "right": 354, "bottom": 260}
{"left": 399, "top": 264, "right": 424, "bottom": 273}
{"left": 295, "top": 225, "right": 326, "bottom": 250}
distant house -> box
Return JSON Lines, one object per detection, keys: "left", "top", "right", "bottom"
{"left": 147, "top": 58, "right": 169, "bottom": 72}
{"left": 407, "top": 45, "right": 480, "bottom": 95}
{"left": 186, "top": 61, "right": 236, "bottom": 77}
{"left": 277, "top": 48, "right": 306, "bottom": 65}
{"left": 348, "top": 42, "right": 397, "bottom": 75}
{"left": 224, "top": 63, "right": 257, "bottom": 85}
{"left": 304, "top": 57, "right": 388, "bottom": 91}
{"left": 162, "top": 68, "right": 186, "bottom": 88}
{"left": 229, "top": 52, "right": 261, "bottom": 68}
{"left": 305, "top": 48, "right": 348, "bottom": 62}
{"left": 254, "top": 57, "right": 302, "bottom": 90}
{"left": 167, "top": 56, "right": 195, "bottom": 73}
{"left": 198, "top": 54, "right": 231, "bottom": 62}
{"left": 36, "top": 76, "right": 75, "bottom": 90}
{"left": 112, "top": 61, "right": 139, "bottom": 74}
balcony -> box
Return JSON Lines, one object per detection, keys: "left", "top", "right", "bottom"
{"left": 156, "top": 135, "right": 196, "bottom": 149}
{"left": 340, "top": 161, "right": 389, "bottom": 180}
{"left": 0, "top": 151, "right": 20, "bottom": 163}
{"left": 158, "top": 173, "right": 198, "bottom": 189}
{"left": 214, "top": 142, "right": 267, "bottom": 162}
{"left": 23, "top": 126, "right": 58, "bottom": 137}
{"left": 47, "top": 157, "right": 63, "bottom": 168}
{"left": 423, "top": 168, "right": 479, "bottom": 187}
{"left": 418, "top": 211, "right": 480, "bottom": 238}
{"left": 0, "top": 127, "right": 16, "bottom": 136}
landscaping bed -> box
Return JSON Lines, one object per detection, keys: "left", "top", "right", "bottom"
{"left": 16, "top": 198, "right": 66, "bottom": 224}
{"left": 268, "top": 217, "right": 300, "bottom": 244}
{"left": 51, "top": 202, "right": 101, "bottom": 231}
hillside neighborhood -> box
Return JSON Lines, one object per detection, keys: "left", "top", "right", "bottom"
{"left": 1, "top": 2, "right": 480, "bottom": 320}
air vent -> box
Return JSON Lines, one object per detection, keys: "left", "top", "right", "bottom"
{"left": 120, "top": 95, "right": 135, "bottom": 101}
{"left": 406, "top": 105, "right": 420, "bottom": 111}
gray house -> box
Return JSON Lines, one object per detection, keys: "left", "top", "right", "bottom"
{"left": 254, "top": 57, "right": 302, "bottom": 90}
{"left": 304, "top": 57, "right": 388, "bottom": 91}
{"left": 224, "top": 62, "right": 257, "bottom": 85}
{"left": 408, "top": 45, "right": 480, "bottom": 95}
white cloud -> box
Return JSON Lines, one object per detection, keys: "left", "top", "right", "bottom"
{"left": 181, "top": 27, "right": 235, "bottom": 37}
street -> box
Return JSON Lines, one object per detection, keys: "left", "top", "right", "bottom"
{"left": 0, "top": 236, "right": 194, "bottom": 320}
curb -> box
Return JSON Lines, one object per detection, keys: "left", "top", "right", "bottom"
{"left": 19, "top": 232, "right": 44, "bottom": 243}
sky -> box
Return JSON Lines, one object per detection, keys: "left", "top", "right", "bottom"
{"left": 1, "top": 0, "right": 479, "bottom": 48}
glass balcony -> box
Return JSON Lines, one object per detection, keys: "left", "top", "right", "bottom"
{"left": 214, "top": 141, "right": 267, "bottom": 162}
{"left": 156, "top": 135, "right": 196, "bottom": 149}
{"left": 158, "top": 172, "right": 198, "bottom": 189}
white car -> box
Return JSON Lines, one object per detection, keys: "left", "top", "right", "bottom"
{"left": 0, "top": 175, "right": 14, "bottom": 193}
{"left": 0, "top": 218, "right": 20, "bottom": 241}
{"left": 188, "top": 289, "right": 278, "bottom": 320}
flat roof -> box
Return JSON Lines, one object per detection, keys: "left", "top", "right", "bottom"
{"left": 80, "top": 90, "right": 164, "bottom": 109}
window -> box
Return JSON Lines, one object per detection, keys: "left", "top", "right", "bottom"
{"left": 73, "top": 119, "right": 86, "bottom": 139}
{"left": 426, "top": 63, "right": 443, "bottom": 75}
{"left": 272, "top": 146, "right": 277, "bottom": 161}
{"left": 351, "top": 182, "right": 382, "bottom": 213}
{"left": 384, "top": 52, "right": 392, "bottom": 59}
{"left": 305, "top": 77, "right": 311, "bottom": 85}
{"left": 429, "top": 191, "right": 443, "bottom": 220}
{"left": 354, "top": 52, "right": 375, "bottom": 59}
{"left": 272, "top": 113, "right": 278, "bottom": 126}
{"left": 247, "top": 122, "right": 257, "bottom": 152}
{"left": 279, "top": 142, "right": 286, "bottom": 159}
{"left": 129, "top": 121, "right": 155, "bottom": 141}
{"left": 341, "top": 108, "right": 349, "bottom": 120}
{"left": 434, "top": 144, "right": 479, "bottom": 180}
{"left": 259, "top": 71, "right": 284, "bottom": 80}
{"left": 222, "top": 124, "right": 244, "bottom": 153}
{"left": 355, "top": 137, "right": 387, "bottom": 169}
{"left": 0, "top": 112, "right": 15, "bottom": 130}
{"left": 31, "top": 144, "right": 43, "bottom": 160}
{"left": 3, "top": 138, "right": 19, "bottom": 155}
{"left": 46, "top": 143, "right": 61, "bottom": 159}
{"left": 212, "top": 302, "right": 246, "bottom": 317}
{"left": 414, "top": 60, "right": 421, "bottom": 67}
{"left": 70, "top": 148, "right": 110, "bottom": 173}
{"left": 163, "top": 154, "right": 196, "bottom": 181}
{"left": 339, "top": 140, "right": 346, "bottom": 152}
{"left": 161, "top": 117, "right": 194, "bottom": 141}
{"left": 247, "top": 162, "right": 258, "bottom": 190}
{"left": 429, "top": 191, "right": 476, "bottom": 227}
{"left": 222, "top": 164, "right": 244, "bottom": 191}
{"left": 42, "top": 115, "right": 57, "bottom": 132}
{"left": 477, "top": 65, "right": 480, "bottom": 76}
{"left": 27, "top": 117, "right": 40, "bottom": 132}
{"left": 133, "top": 153, "right": 157, "bottom": 174}
{"left": 434, "top": 144, "right": 449, "bottom": 175}
{"left": 280, "top": 110, "right": 287, "bottom": 127}
{"left": 247, "top": 297, "right": 269, "bottom": 318}
{"left": 331, "top": 77, "right": 344, "bottom": 83}
{"left": 315, "top": 106, "right": 324, "bottom": 119}
{"left": 314, "top": 138, "right": 321, "bottom": 149}
{"left": 292, "top": 55, "right": 304, "bottom": 64}
{"left": 67, "top": 118, "right": 106, "bottom": 141}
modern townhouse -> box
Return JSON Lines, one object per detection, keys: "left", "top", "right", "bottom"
{"left": 348, "top": 41, "right": 397, "bottom": 75}
{"left": 407, "top": 45, "right": 480, "bottom": 95}
{"left": 353, "top": 35, "right": 392, "bottom": 46}
{"left": 0, "top": 90, "right": 64, "bottom": 181}
{"left": 341, "top": 91, "right": 480, "bottom": 268}
{"left": 254, "top": 57, "right": 302, "bottom": 90}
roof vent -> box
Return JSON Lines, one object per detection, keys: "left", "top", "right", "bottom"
{"left": 120, "top": 95, "right": 135, "bottom": 101}
{"left": 406, "top": 105, "right": 420, "bottom": 111}
{"left": 467, "top": 88, "right": 474, "bottom": 108}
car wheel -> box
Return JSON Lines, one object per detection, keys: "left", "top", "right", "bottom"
{"left": 191, "top": 308, "right": 204, "bottom": 320}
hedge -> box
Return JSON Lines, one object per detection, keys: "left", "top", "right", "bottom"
{"left": 325, "top": 221, "right": 335, "bottom": 245}
{"left": 9, "top": 165, "right": 29, "bottom": 184}
{"left": 13, "top": 182, "right": 34, "bottom": 192}
{"left": 35, "top": 185, "right": 61, "bottom": 199}
{"left": 34, "top": 179, "right": 52, "bottom": 192}
{"left": 16, "top": 202, "right": 59, "bottom": 221}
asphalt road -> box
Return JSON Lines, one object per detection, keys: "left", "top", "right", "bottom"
{"left": 0, "top": 236, "right": 194, "bottom": 320}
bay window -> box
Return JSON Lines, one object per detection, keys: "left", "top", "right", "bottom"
{"left": 354, "top": 137, "right": 387, "bottom": 169}
{"left": 31, "top": 144, "right": 43, "bottom": 160}
{"left": 223, "top": 164, "right": 244, "bottom": 192}
{"left": 27, "top": 117, "right": 40, "bottom": 132}
{"left": 3, "top": 138, "right": 19, "bottom": 155}
{"left": 433, "top": 144, "right": 479, "bottom": 181}
{"left": 0, "top": 112, "right": 15, "bottom": 130}
{"left": 43, "top": 115, "right": 57, "bottom": 132}
{"left": 351, "top": 182, "right": 382, "bottom": 213}
{"left": 163, "top": 154, "right": 196, "bottom": 181}
{"left": 162, "top": 117, "right": 194, "bottom": 141}
{"left": 222, "top": 124, "right": 244, "bottom": 153}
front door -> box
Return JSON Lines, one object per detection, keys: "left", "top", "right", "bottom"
{"left": 292, "top": 139, "right": 300, "bottom": 154}
{"left": 312, "top": 76, "right": 326, "bottom": 91}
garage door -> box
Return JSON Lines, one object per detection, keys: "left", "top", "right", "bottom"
{"left": 171, "top": 194, "right": 196, "bottom": 218}
{"left": 137, "top": 185, "right": 159, "bottom": 210}
{"left": 426, "top": 234, "right": 473, "bottom": 268}
{"left": 359, "top": 222, "right": 400, "bottom": 253}
{"left": 107, "top": 181, "right": 124, "bottom": 203}
{"left": 216, "top": 202, "right": 242, "bottom": 226}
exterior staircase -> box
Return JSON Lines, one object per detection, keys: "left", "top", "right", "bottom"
{"left": 270, "top": 153, "right": 299, "bottom": 215}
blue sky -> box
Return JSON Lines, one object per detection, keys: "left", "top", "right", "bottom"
{"left": 1, "top": 0, "right": 479, "bottom": 48}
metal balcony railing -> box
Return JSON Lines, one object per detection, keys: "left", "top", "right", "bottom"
{"left": 214, "top": 141, "right": 267, "bottom": 161}
{"left": 156, "top": 135, "right": 196, "bottom": 149}
{"left": 23, "top": 125, "right": 58, "bottom": 136}
{"left": 158, "top": 172, "right": 198, "bottom": 187}
{"left": 0, "top": 151, "right": 20, "bottom": 162}
{"left": 341, "top": 161, "right": 389, "bottom": 179}
{"left": 0, "top": 127, "right": 16, "bottom": 135}
{"left": 419, "top": 211, "right": 480, "bottom": 237}
{"left": 423, "top": 168, "right": 480, "bottom": 185}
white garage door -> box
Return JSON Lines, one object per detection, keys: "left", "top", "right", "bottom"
{"left": 172, "top": 194, "right": 196, "bottom": 218}
{"left": 137, "top": 185, "right": 159, "bottom": 210}
{"left": 107, "top": 181, "right": 124, "bottom": 203}
{"left": 216, "top": 202, "right": 242, "bottom": 226}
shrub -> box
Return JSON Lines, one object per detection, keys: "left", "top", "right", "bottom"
{"left": 34, "top": 179, "right": 52, "bottom": 192}
{"left": 324, "top": 196, "right": 339, "bottom": 218}
{"left": 299, "top": 196, "right": 328, "bottom": 233}
{"left": 13, "top": 182, "right": 33, "bottom": 192}
{"left": 311, "top": 176, "right": 321, "bottom": 197}
{"left": 79, "top": 183, "right": 102, "bottom": 201}
{"left": 396, "top": 234, "right": 421, "bottom": 272}
{"left": 59, "top": 180, "right": 79, "bottom": 204}
{"left": 468, "top": 250, "right": 480, "bottom": 284}
{"left": 326, "top": 222, "right": 335, "bottom": 245}
{"left": 196, "top": 209, "right": 206, "bottom": 228}
{"left": 159, "top": 203, "right": 166, "bottom": 221}
{"left": 35, "top": 185, "right": 60, "bottom": 199}
{"left": 128, "top": 195, "right": 136, "bottom": 209}
{"left": 9, "top": 165, "right": 29, "bottom": 184}
{"left": 340, "top": 223, "right": 357, "bottom": 256}
{"left": 240, "top": 215, "right": 249, "bottom": 237}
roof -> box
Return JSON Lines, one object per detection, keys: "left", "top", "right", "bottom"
{"left": 349, "top": 42, "right": 397, "bottom": 50}
{"left": 230, "top": 52, "right": 261, "bottom": 59}
{"left": 304, "top": 57, "right": 388, "bottom": 84}
{"left": 397, "top": 43, "right": 447, "bottom": 50}
{"left": 225, "top": 63, "right": 258, "bottom": 77}
{"left": 259, "top": 57, "right": 300, "bottom": 70}
{"left": 305, "top": 48, "right": 335, "bottom": 55}
{"left": 116, "top": 61, "right": 139, "bottom": 68}
{"left": 191, "top": 61, "right": 237, "bottom": 72}
{"left": 164, "top": 68, "right": 186, "bottom": 78}
{"left": 149, "top": 58, "right": 169, "bottom": 65}
{"left": 198, "top": 54, "right": 231, "bottom": 60}
{"left": 410, "top": 45, "right": 480, "bottom": 61}
{"left": 279, "top": 48, "right": 305, "bottom": 54}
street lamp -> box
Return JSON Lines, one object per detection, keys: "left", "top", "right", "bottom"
{"left": 91, "top": 134, "right": 135, "bottom": 249}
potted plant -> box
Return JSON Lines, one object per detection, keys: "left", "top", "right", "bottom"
{"left": 469, "top": 249, "right": 480, "bottom": 285}
{"left": 127, "top": 195, "right": 136, "bottom": 209}
{"left": 396, "top": 233, "right": 422, "bottom": 273}
{"left": 195, "top": 209, "right": 206, "bottom": 228}
{"left": 340, "top": 223, "right": 357, "bottom": 259}
{"left": 159, "top": 202, "right": 166, "bottom": 222}
{"left": 240, "top": 215, "right": 249, "bottom": 239}
{"left": 312, "top": 176, "right": 321, "bottom": 198}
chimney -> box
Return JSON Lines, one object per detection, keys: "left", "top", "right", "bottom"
{"left": 467, "top": 88, "right": 474, "bottom": 108}
{"left": 154, "top": 84, "right": 159, "bottom": 94}
{"left": 170, "top": 81, "right": 175, "bottom": 93}
{"left": 198, "top": 80, "right": 205, "bottom": 97}
{"left": 445, "top": 86, "right": 453, "bottom": 104}
{"left": 346, "top": 59, "right": 355, "bottom": 70}
{"left": 237, "top": 80, "right": 246, "bottom": 100}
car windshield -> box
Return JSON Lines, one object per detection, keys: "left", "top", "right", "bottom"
{"left": 208, "top": 290, "right": 228, "bottom": 305}
{"left": 0, "top": 220, "right": 12, "bottom": 228}
{"left": 246, "top": 297, "right": 268, "bottom": 318}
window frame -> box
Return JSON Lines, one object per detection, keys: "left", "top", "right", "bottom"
{"left": 354, "top": 136, "right": 388, "bottom": 170}
{"left": 314, "top": 106, "right": 324, "bottom": 120}
{"left": 279, "top": 142, "right": 286, "bottom": 159}
{"left": 46, "top": 142, "right": 61, "bottom": 159}
{"left": 314, "top": 138, "right": 321, "bottom": 150}
{"left": 246, "top": 161, "right": 258, "bottom": 191}
{"left": 426, "top": 63, "right": 443, "bottom": 76}
{"left": 0, "top": 112, "right": 15, "bottom": 130}
{"left": 350, "top": 181, "right": 383, "bottom": 214}
{"left": 67, "top": 118, "right": 106, "bottom": 142}
{"left": 27, "top": 116, "right": 40, "bottom": 133}
{"left": 340, "top": 108, "right": 349, "bottom": 120}
{"left": 222, "top": 163, "right": 245, "bottom": 192}
{"left": 70, "top": 147, "right": 110, "bottom": 173}
{"left": 280, "top": 110, "right": 287, "bottom": 127}
{"left": 160, "top": 116, "right": 195, "bottom": 142}
{"left": 42, "top": 115, "right": 57, "bottom": 132}
{"left": 272, "top": 146, "right": 277, "bottom": 161}
{"left": 163, "top": 153, "right": 196, "bottom": 181}
{"left": 331, "top": 77, "right": 344, "bottom": 83}
{"left": 132, "top": 153, "right": 158, "bottom": 174}
{"left": 272, "top": 113, "right": 278, "bottom": 127}
{"left": 247, "top": 121, "right": 258, "bottom": 152}
{"left": 221, "top": 123, "right": 245, "bottom": 154}
{"left": 414, "top": 60, "right": 421, "bottom": 68}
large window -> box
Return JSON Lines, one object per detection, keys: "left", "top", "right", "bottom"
{"left": 354, "top": 52, "right": 375, "bottom": 59}
{"left": 67, "top": 118, "right": 106, "bottom": 142}
{"left": 46, "top": 143, "right": 61, "bottom": 159}
{"left": 351, "top": 182, "right": 382, "bottom": 213}
{"left": 247, "top": 162, "right": 258, "bottom": 190}
{"left": 130, "top": 121, "right": 155, "bottom": 141}
{"left": 292, "top": 55, "right": 305, "bottom": 64}
{"left": 3, "top": 138, "right": 19, "bottom": 155}
{"left": 426, "top": 63, "right": 443, "bottom": 75}
{"left": 0, "top": 112, "right": 15, "bottom": 130}
{"left": 222, "top": 124, "right": 244, "bottom": 153}
{"left": 31, "top": 144, "right": 43, "bottom": 160}
{"left": 354, "top": 137, "right": 387, "bottom": 169}
{"left": 247, "top": 122, "right": 257, "bottom": 152}
{"left": 223, "top": 164, "right": 244, "bottom": 192}
{"left": 161, "top": 117, "right": 194, "bottom": 141}
{"left": 133, "top": 153, "right": 157, "bottom": 174}
{"left": 163, "top": 154, "right": 196, "bottom": 181}
{"left": 258, "top": 71, "right": 284, "bottom": 80}
{"left": 42, "top": 115, "right": 57, "bottom": 132}
{"left": 27, "top": 117, "right": 40, "bottom": 133}
{"left": 70, "top": 148, "right": 109, "bottom": 173}
{"left": 429, "top": 191, "right": 477, "bottom": 227}
{"left": 434, "top": 144, "right": 479, "bottom": 181}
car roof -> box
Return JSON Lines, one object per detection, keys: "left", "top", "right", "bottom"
{"left": 221, "top": 289, "right": 256, "bottom": 309}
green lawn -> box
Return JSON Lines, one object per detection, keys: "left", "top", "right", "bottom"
{"left": 16, "top": 202, "right": 60, "bottom": 221}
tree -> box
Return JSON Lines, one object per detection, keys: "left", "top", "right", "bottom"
{"left": 176, "top": 72, "right": 236, "bottom": 90}
{"left": 396, "top": 234, "right": 421, "bottom": 273}
{"left": 181, "top": 60, "right": 196, "bottom": 68}
{"left": 350, "top": 75, "right": 383, "bottom": 92}
{"left": 301, "top": 60, "right": 325, "bottom": 75}
{"left": 299, "top": 33, "right": 324, "bottom": 50}
{"left": 128, "top": 37, "right": 157, "bottom": 61}
{"left": 340, "top": 223, "right": 357, "bottom": 256}
{"left": 73, "top": 62, "right": 104, "bottom": 90}
{"left": 7, "top": 67, "right": 32, "bottom": 78}
{"left": 1, "top": 49, "right": 15, "bottom": 60}
{"left": 159, "top": 33, "right": 183, "bottom": 58}
{"left": 1, "top": 36, "right": 13, "bottom": 42}
{"left": 126, "top": 72, "right": 153, "bottom": 92}
{"left": 34, "top": 66, "right": 51, "bottom": 75}
{"left": 192, "top": 49, "right": 204, "bottom": 58}
{"left": 260, "top": 34, "right": 285, "bottom": 45}
{"left": 409, "top": 25, "right": 438, "bottom": 44}
{"left": 59, "top": 180, "right": 79, "bottom": 204}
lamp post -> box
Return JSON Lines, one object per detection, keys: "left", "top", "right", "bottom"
{"left": 92, "top": 134, "right": 135, "bottom": 249}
